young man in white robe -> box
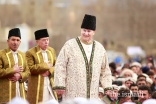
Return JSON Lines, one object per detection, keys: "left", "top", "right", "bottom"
{"left": 53, "top": 14, "right": 112, "bottom": 100}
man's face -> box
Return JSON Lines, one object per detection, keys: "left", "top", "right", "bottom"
{"left": 130, "top": 86, "right": 138, "bottom": 93}
{"left": 124, "top": 72, "right": 132, "bottom": 78}
{"left": 112, "top": 89, "right": 118, "bottom": 99}
{"left": 137, "top": 81, "right": 147, "bottom": 87}
{"left": 98, "top": 92, "right": 104, "bottom": 99}
{"left": 125, "top": 80, "right": 133, "bottom": 88}
{"left": 124, "top": 96, "right": 132, "bottom": 102}
{"left": 138, "top": 90, "right": 151, "bottom": 103}
{"left": 80, "top": 28, "right": 95, "bottom": 42}
{"left": 36, "top": 37, "right": 49, "bottom": 50}
{"left": 149, "top": 75, "right": 154, "bottom": 82}
{"left": 131, "top": 66, "right": 138, "bottom": 73}
{"left": 105, "top": 90, "right": 113, "bottom": 97}
{"left": 7, "top": 36, "right": 21, "bottom": 51}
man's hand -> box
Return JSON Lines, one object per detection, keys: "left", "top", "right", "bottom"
{"left": 46, "top": 61, "right": 53, "bottom": 68}
{"left": 8, "top": 76, "right": 17, "bottom": 82}
{"left": 55, "top": 90, "right": 65, "bottom": 95}
{"left": 14, "top": 73, "right": 22, "bottom": 81}
{"left": 13, "top": 64, "right": 23, "bottom": 73}
{"left": 40, "top": 71, "right": 50, "bottom": 77}
{"left": 8, "top": 73, "right": 22, "bottom": 82}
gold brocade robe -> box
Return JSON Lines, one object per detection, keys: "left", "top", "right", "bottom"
{"left": 0, "top": 48, "right": 30, "bottom": 103}
{"left": 26, "top": 46, "right": 57, "bottom": 104}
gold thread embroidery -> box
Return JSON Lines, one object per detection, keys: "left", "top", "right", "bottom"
{"left": 6, "top": 51, "right": 12, "bottom": 101}
{"left": 21, "top": 83, "right": 26, "bottom": 99}
{"left": 18, "top": 53, "right": 23, "bottom": 67}
{"left": 36, "top": 50, "right": 41, "bottom": 104}
{"left": 6, "top": 51, "right": 11, "bottom": 68}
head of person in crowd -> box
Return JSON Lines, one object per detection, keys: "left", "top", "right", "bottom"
{"left": 120, "top": 69, "right": 134, "bottom": 78}
{"left": 124, "top": 77, "right": 136, "bottom": 89}
{"left": 98, "top": 87, "right": 104, "bottom": 100}
{"left": 121, "top": 63, "right": 130, "bottom": 71}
{"left": 117, "top": 87, "right": 132, "bottom": 104}
{"left": 130, "top": 84, "right": 138, "bottom": 101}
{"left": 130, "top": 62, "right": 142, "bottom": 75}
{"left": 137, "top": 79, "right": 147, "bottom": 87}
{"left": 147, "top": 71, "right": 155, "bottom": 82}
{"left": 130, "top": 84, "right": 138, "bottom": 94}
{"left": 104, "top": 87, "right": 113, "bottom": 96}
{"left": 137, "top": 74, "right": 147, "bottom": 81}
{"left": 109, "top": 62, "right": 118, "bottom": 77}
{"left": 34, "top": 29, "right": 49, "bottom": 50}
{"left": 7, "top": 28, "right": 21, "bottom": 52}
{"left": 152, "top": 91, "right": 156, "bottom": 99}
{"left": 142, "top": 66, "right": 150, "bottom": 74}
{"left": 112, "top": 85, "right": 119, "bottom": 101}
{"left": 80, "top": 14, "right": 96, "bottom": 44}
{"left": 146, "top": 56, "right": 154, "bottom": 68}
{"left": 138, "top": 85, "right": 151, "bottom": 104}
{"left": 146, "top": 77, "right": 153, "bottom": 87}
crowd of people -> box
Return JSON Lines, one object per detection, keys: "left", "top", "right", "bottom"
{"left": 0, "top": 14, "right": 156, "bottom": 104}
{"left": 98, "top": 57, "right": 156, "bottom": 104}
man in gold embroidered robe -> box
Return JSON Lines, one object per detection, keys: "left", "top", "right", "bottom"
{"left": 53, "top": 14, "right": 112, "bottom": 100}
{"left": 26, "top": 29, "right": 57, "bottom": 104}
{"left": 0, "top": 28, "right": 30, "bottom": 103}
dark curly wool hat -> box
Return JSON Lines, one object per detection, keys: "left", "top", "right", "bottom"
{"left": 34, "top": 29, "right": 49, "bottom": 40}
{"left": 142, "top": 66, "right": 150, "bottom": 73}
{"left": 8, "top": 28, "right": 21, "bottom": 39}
{"left": 81, "top": 14, "right": 96, "bottom": 30}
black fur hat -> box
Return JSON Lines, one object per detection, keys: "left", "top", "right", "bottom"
{"left": 34, "top": 29, "right": 49, "bottom": 40}
{"left": 8, "top": 28, "right": 21, "bottom": 39}
{"left": 81, "top": 14, "right": 96, "bottom": 30}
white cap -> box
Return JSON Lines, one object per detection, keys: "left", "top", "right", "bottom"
{"left": 99, "top": 87, "right": 104, "bottom": 94}
{"left": 130, "top": 62, "right": 141, "bottom": 68}
{"left": 146, "top": 78, "right": 153, "bottom": 84}
{"left": 141, "top": 73, "right": 149, "bottom": 78}
{"left": 112, "top": 85, "right": 119, "bottom": 91}
{"left": 142, "top": 99, "right": 156, "bottom": 104}
{"left": 124, "top": 77, "right": 136, "bottom": 84}
{"left": 8, "top": 97, "right": 29, "bottom": 104}
{"left": 116, "top": 77, "right": 125, "bottom": 82}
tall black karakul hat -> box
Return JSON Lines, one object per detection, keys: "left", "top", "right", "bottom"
{"left": 8, "top": 28, "right": 21, "bottom": 39}
{"left": 35, "top": 29, "right": 49, "bottom": 40}
{"left": 81, "top": 14, "right": 96, "bottom": 30}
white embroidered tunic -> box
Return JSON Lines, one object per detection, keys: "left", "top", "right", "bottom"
{"left": 11, "top": 51, "right": 20, "bottom": 97}
{"left": 41, "top": 49, "right": 55, "bottom": 102}
{"left": 54, "top": 37, "right": 112, "bottom": 100}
